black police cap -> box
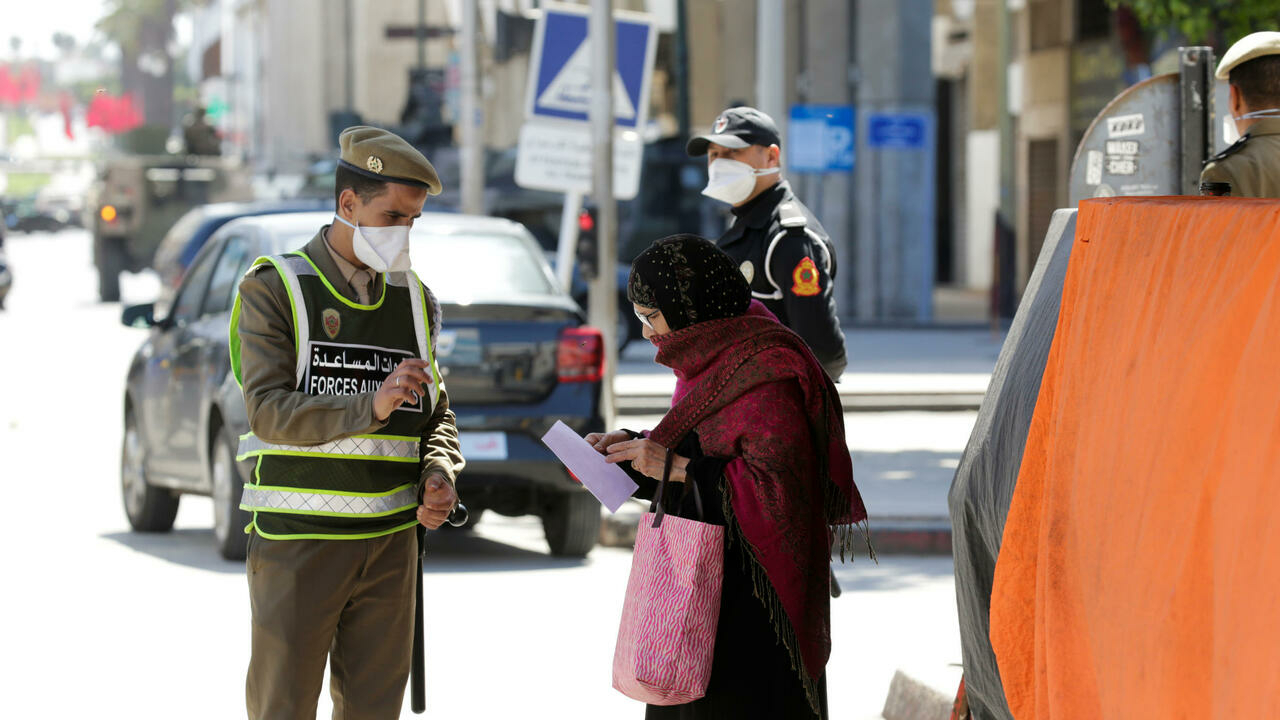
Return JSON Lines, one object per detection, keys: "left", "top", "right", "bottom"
{"left": 686, "top": 106, "right": 782, "bottom": 156}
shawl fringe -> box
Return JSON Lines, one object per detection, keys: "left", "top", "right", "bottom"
{"left": 722, "top": 484, "right": 825, "bottom": 718}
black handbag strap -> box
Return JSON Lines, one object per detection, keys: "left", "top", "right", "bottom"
{"left": 650, "top": 447, "right": 705, "bottom": 528}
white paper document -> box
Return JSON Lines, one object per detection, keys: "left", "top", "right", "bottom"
{"left": 540, "top": 421, "right": 639, "bottom": 513}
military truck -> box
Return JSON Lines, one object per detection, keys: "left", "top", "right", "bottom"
{"left": 89, "top": 155, "right": 252, "bottom": 301}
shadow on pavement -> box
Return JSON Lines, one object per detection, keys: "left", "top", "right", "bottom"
{"left": 101, "top": 528, "right": 246, "bottom": 574}
{"left": 101, "top": 526, "right": 587, "bottom": 575}
{"left": 422, "top": 527, "right": 589, "bottom": 573}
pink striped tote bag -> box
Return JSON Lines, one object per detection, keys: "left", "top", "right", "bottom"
{"left": 613, "top": 451, "right": 725, "bottom": 705}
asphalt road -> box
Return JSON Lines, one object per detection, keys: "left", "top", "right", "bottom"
{"left": 0, "top": 229, "right": 961, "bottom": 719}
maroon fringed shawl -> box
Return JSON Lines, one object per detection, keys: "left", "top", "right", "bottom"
{"left": 647, "top": 304, "right": 871, "bottom": 712}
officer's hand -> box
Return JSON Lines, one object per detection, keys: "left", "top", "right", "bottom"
{"left": 417, "top": 473, "right": 457, "bottom": 529}
{"left": 585, "top": 430, "right": 633, "bottom": 455}
{"left": 374, "top": 359, "right": 433, "bottom": 422}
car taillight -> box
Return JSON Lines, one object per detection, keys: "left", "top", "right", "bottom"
{"left": 557, "top": 326, "right": 603, "bottom": 383}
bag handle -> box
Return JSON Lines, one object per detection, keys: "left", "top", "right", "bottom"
{"left": 650, "top": 447, "right": 705, "bottom": 528}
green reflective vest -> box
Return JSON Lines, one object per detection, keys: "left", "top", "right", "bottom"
{"left": 229, "top": 251, "right": 441, "bottom": 540}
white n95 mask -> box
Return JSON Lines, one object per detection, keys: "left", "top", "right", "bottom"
{"left": 333, "top": 214, "right": 412, "bottom": 273}
{"left": 1226, "top": 108, "right": 1280, "bottom": 143}
{"left": 701, "top": 158, "right": 780, "bottom": 205}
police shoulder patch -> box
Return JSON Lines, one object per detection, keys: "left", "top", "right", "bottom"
{"left": 791, "top": 256, "right": 821, "bottom": 297}
{"left": 322, "top": 308, "right": 341, "bottom": 339}
{"left": 778, "top": 202, "right": 807, "bottom": 229}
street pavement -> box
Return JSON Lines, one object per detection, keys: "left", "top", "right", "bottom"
{"left": 0, "top": 229, "right": 964, "bottom": 719}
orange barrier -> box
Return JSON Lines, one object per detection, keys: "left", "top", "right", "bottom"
{"left": 990, "top": 197, "right": 1280, "bottom": 719}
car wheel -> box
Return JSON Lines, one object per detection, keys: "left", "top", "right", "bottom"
{"left": 212, "top": 426, "right": 252, "bottom": 560}
{"left": 541, "top": 490, "right": 600, "bottom": 557}
{"left": 98, "top": 239, "right": 122, "bottom": 303}
{"left": 122, "top": 408, "right": 179, "bottom": 532}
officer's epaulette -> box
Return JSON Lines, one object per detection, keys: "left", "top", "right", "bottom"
{"left": 777, "top": 202, "right": 807, "bottom": 230}
{"left": 1204, "top": 133, "right": 1251, "bottom": 167}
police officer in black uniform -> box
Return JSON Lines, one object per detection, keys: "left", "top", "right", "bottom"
{"left": 688, "top": 106, "right": 847, "bottom": 379}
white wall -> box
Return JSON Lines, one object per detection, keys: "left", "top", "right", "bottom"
{"left": 963, "top": 129, "right": 997, "bottom": 290}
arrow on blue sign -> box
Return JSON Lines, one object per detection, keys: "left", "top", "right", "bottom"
{"left": 526, "top": 7, "right": 657, "bottom": 129}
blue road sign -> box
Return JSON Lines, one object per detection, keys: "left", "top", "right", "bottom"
{"left": 525, "top": 6, "right": 657, "bottom": 129}
{"left": 867, "top": 112, "right": 930, "bottom": 149}
{"left": 787, "top": 104, "right": 855, "bottom": 173}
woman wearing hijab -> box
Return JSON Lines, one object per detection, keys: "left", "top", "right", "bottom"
{"left": 588, "top": 234, "right": 871, "bottom": 720}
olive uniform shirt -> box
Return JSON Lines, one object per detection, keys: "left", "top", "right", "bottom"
{"left": 235, "top": 228, "right": 465, "bottom": 498}
{"left": 1199, "top": 117, "right": 1280, "bottom": 198}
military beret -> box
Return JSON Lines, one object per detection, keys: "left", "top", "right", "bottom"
{"left": 1216, "top": 31, "right": 1280, "bottom": 80}
{"left": 338, "top": 125, "right": 442, "bottom": 196}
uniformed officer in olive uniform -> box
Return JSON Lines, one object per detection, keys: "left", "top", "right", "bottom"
{"left": 182, "top": 105, "right": 220, "bottom": 156}
{"left": 1200, "top": 32, "right": 1280, "bottom": 198}
{"left": 232, "top": 126, "right": 465, "bottom": 719}
{"left": 688, "top": 107, "right": 848, "bottom": 379}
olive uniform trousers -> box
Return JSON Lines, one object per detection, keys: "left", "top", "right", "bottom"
{"left": 246, "top": 529, "right": 417, "bottom": 720}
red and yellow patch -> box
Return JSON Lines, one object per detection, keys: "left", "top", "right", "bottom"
{"left": 322, "top": 308, "right": 341, "bottom": 339}
{"left": 791, "top": 257, "right": 821, "bottom": 297}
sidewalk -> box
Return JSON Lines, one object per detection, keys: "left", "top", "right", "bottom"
{"left": 605, "top": 325, "right": 1006, "bottom": 555}
{"left": 614, "top": 326, "right": 1005, "bottom": 413}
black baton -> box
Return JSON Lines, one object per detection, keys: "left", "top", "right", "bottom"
{"left": 411, "top": 503, "right": 468, "bottom": 714}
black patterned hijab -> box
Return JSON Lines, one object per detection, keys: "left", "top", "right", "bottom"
{"left": 626, "top": 234, "right": 750, "bottom": 331}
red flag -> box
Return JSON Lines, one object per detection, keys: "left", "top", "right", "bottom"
{"left": 60, "top": 92, "right": 74, "bottom": 140}
{"left": 15, "top": 65, "right": 40, "bottom": 104}
{"left": 0, "top": 66, "right": 16, "bottom": 106}
{"left": 86, "top": 92, "right": 143, "bottom": 134}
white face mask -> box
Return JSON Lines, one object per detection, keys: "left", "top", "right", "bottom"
{"left": 1227, "top": 108, "right": 1280, "bottom": 143}
{"left": 333, "top": 213, "right": 412, "bottom": 273}
{"left": 701, "top": 158, "right": 780, "bottom": 205}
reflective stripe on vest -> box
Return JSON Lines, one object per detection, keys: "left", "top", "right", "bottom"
{"left": 240, "top": 484, "right": 419, "bottom": 517}
{"left": 236, "top": 433, "right": 419, "bottom": 463}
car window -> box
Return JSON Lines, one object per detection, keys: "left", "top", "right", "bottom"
{"left": 170, "top": 238, "right": 221, "bottom": 325}
{"left": 265, "top": 231, "right": 322, "bottom": 255}
{"left": 410, "top": 231, "right": 557, "bottom": 302}
{"left": 153, "top": 207, "right": 205, "bottom": 272}
{"left": 203, "top": 234, "right": 256, "bottom": 317}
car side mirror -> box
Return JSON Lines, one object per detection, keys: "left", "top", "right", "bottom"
{"left": 121, "top": 303, "right": 157, "bottom": 329}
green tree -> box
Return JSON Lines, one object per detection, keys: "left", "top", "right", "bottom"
{"left": 1107, "top": 0, "right": 1280, "bottom": 47}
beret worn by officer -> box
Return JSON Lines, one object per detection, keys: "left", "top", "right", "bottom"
{"left": 687, "top": 106, "right": 782, "bottom": 156}
{"left": 1215, "top": 31, "right": 1280, "bottom": 80}
{"left": 338, "top": 125, "right": 442, "bottom": 196}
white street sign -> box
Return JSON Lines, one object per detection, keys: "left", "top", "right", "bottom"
{"left": 515, "top": 123, "right": 644, "bottom": 201}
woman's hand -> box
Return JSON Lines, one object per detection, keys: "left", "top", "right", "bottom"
{"left": 605, "top": 438, "right": 689, "bottom": 483}
{"left": 584, "top": 430, "right": 633, "bottom": 455}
